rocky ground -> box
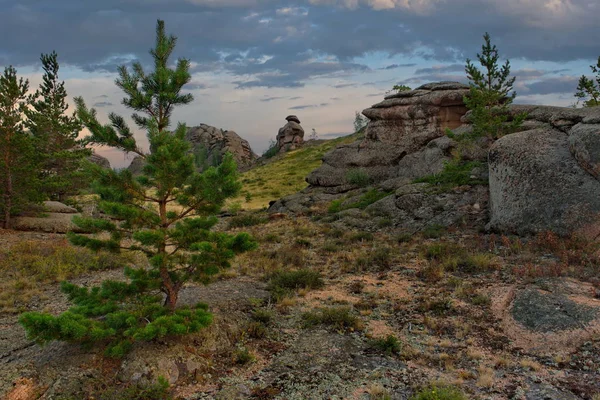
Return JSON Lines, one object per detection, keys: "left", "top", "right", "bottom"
{"left": 2, "top": 215, "right": 600, "bottom": 400}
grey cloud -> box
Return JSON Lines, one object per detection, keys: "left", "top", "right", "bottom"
{"left": 289, "top": 102, "right": 329, "bottom": 110}
{"left": 523, "top": 76, "right": 580, "bottom": 95}
{"left": 260, "top": 96, "right": 286, "bottom": 102}
{"left": 332, "top": 82, "right": 359, "bottom": 88}
{"left": 94, "top": 94, "right": 109, "bottom": 99}
{"left": 380, "top": 63, "right": 417, "bottom": 70}
{"left": 93, "top": 101, "right": 113, "bottom": 107}
{"left": 289, "top": 96, "right": 303, "bottom": 100}
{"left": 415, "top": 64, "right": 464, "bottom": 75}
{"left": 2, "top": 0, "right": 599, "bottom": 90}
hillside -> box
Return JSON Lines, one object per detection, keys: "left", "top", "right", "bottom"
{"left": 232, "top": 132, "right": 363, "bottom": 210}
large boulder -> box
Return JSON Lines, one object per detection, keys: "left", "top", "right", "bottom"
{"left": 276, "top": 115, "right": 304, "bottom": 151}
{"left": 488, "top": 105, "right": 600, "bottom": 237}
{"left": 12, "top": 201, "right": 85, "bottom": 233}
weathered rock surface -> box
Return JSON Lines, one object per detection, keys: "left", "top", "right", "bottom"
{"left": 488, "top": 105, "right": 600, "bottom": 236}
{"left": 128, "top": 124, "right": 257, "bottom": 174}
{"left": 276, "top": 115, "right": 304, "bottom": 151}
{"left": 186, "top": 124, "right": 256, "bottom": 170}
{"left": 306, "top": 82, "right": 469, "bottom": 189}
{"left": 87, "top": 152, "right": 111, "bottom": 169}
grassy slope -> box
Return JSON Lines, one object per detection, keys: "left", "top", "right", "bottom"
{"left": 232, "top": 132, "right": 362, "bottom": 210}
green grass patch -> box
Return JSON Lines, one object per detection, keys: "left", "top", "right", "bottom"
{"left": 228, "top": 213, "right": 268, "bottom": 228}
{"left": 410, "top": 385, "right": 467, "bottom": 400}
{"left": 414, "top": 159, "right": 486, "bottom": 192}
{"left": 267, "top": 269, "right": 324, "bottom": 300}
{"left": 368, "top": 335, "right": 402, "bottom": 356}
{"left": 346, "top": 168, "right": 371, "bottom": 187}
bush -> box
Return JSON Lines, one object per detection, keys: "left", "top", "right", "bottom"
{"left": 302, "top": 306, "right": 361, "bottom": 331}
{"left": 228, "top": 213, "right": 268, "bottom": 228}
{"left": 410, "top": 385, "right": 467, "bottom": 400}
{"left": 346, "top": 168, "right": 371, "bottom": 187}
{"left": 414, "top": 160, "right": 486, "bottom": 192}
{"left": 262, "top": 139, "right": 279, "bottom": 159}
{"left": 356, "top": 247, "right": 393, "bottom": 271}
{"left": 267, "top": 269, "right": 324, "bottom": 300}
{"left": 368, "top": 335, "right": 402, "bottom": 356}
{"left": 422, "top": 224, "right": 447, "bottom": 239}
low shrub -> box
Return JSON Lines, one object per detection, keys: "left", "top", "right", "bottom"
{"left": 422, "top": 224, "right": 446, "bottom": 239}
{"left": 346, "top": 168, "right": 371, "bottom": 187}
{"left": 368, "top": 335, "right": 402, "bottom": 356}
{"left": 267, "top": 269, "right": 324, "bottom": 300}
{"left": 99, "top": 377, "right": 171, "bottom": 400}
{"left": 410, "top": 385, "right": 467, "bottom": 400}
{"left": 414, "top": 159, "right": 486, "bottom": 192}
{"left": 228, "top": 213, "right": 268, "bottom": 228}
{"left": 302, "top": 306, "right": 361, "bottom": 331}
{"left": 355, "top": 247, "right": 393, "bottom": 271}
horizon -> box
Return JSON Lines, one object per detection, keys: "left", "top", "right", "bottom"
{"left": 2, "top": 0, "right": 598, "bottom": 168}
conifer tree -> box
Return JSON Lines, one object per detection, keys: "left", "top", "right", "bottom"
{"left": 575, "top": 56, "right": 600, "bottom": 107}
{"left": 0, "top": 67, "right": 41, "bottom": 228}
{"left": 25, "top": 51, "right": 89, "bottom": 201}
{"left": 20, "top": 20, "right": 257, "bottom": 357}
{"left": 464, "top": 33, "right": 525, "bottom": 139}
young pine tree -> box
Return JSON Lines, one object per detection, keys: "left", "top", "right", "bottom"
{"left": 0, "top": 67, "right": 41, "bottom": 229}
{"left": 25, "top": 51, "right": 90, "bottom": 201}
{"left": 575, "top": 56, "right": 600, "bottom": 107}
{"left": 464, "top": 32, "right": 526, "bottom": 139}
{"left": 20, "top": 20, "right": 257, "bottom": 357}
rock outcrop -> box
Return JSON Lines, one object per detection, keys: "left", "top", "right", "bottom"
{"left": 306, "top": 82, "right": 470, "bottom": 188}
{"left": 488, "top": 105, "right": 600, "bottom": 237}
{"left": 272, "top": 83, "right": 600, "bottom": 237}
{"left": 128, "top": 124, "right": 256, "bottom": 174}
{"left": 270, "top": 82, "right": 488, "bottom": 232}
{"left": 186, "top": 124, "right": 256, "bottom": 170}
{"left": 276, "top": 115, "right": 304, "bottom": 151}
{"left": 88, "top": 152, "right": 111, "bottom": 169}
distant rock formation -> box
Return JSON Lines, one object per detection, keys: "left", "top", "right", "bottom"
{"left": 127, "top": 124, "right": 256, "bottom": 174}
{"left": 12, "top": 201, "right": 86, "bottom": 233}
{"left": 88, "top": 152, "right": 110, "bottom": 169}
{"left": 186, "top": 124, "right": 256, "bottom": 169}
{"left": 276, "top": 115, "right": 304, "bottom": 151}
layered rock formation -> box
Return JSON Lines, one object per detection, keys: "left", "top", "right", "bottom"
{"left": 128, "top": 124, "right": 256, "bottom": 174}
{"left": 276, "top": 115, "right": 304, "bottom": 151}
{"left": 306, "top": 82, "right": 470, "bottom": 188}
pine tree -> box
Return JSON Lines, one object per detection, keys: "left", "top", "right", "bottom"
{"left": 25, "top": 51, "right": 90, "bottom": 201}
{"left": 19, "top": 20, "right": 257, "bottom": 357}
{"left": 0, "top": 67, "right": 41, "bottom": 229}
{"left": 575, "top": 56, "right": 600, "bottom": 107}
{"left": 464, "top": 32, "right": 525, "bottom": 139}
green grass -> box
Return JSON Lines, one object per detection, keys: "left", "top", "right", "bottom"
{"left": 414, "top": 159, "right": 486, "bottom": 192}
{"left": 232, "top": 132, "right": 362, "bottom": 210}
{"left": 328, "top": 189, "right": 393, "bottom": 214}
{"left": 302, "top": 306, "right": 361, "bottom": 331}
{"left": 368, "top": 335, "right": 402, "bottom": 356}
{"left": 410, "top": 385, "right": 467, "bottom": 400}
{"left": 267, "top": 269, "right": 324, "bottom": 300}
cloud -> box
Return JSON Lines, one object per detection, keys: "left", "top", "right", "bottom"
{"left": 379, "top": 63, "right": 417, "bottom": 70}
{"left": 92, "top": 101, "right": 113, "bottom": 107}
{"left": 523, "top": 75, "right": 580, "bottom": 95}
{"left": 260, "top": 96, "right": 286, "bottom": 102}
{"left": 415, "top": 64, "right": 464, "bottom": 75}
{"left": 289, "top": 103, "right": 329, "bottom": 110}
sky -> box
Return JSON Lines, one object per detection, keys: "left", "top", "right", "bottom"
{"left": 1, "top": 0, "right": 599, "bottom": 168}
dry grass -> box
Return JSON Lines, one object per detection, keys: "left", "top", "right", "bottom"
{"left": 0, "top": 239, "right": 138, "bottom": 313}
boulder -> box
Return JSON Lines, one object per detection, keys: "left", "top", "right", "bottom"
{"left": 12, "top": 201, "right": 86, "bottom": 233}
{"left": 276, "top": 115, "right": 304, "bottom": 151}
{"left": 488, "top": 127, "right": 600, "bottom": 236}
{"left": 87, "top": 152, "right": 111, "bottom": 169}
{"left": 43, "top": 201, "right": 77, "bottom": 214}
